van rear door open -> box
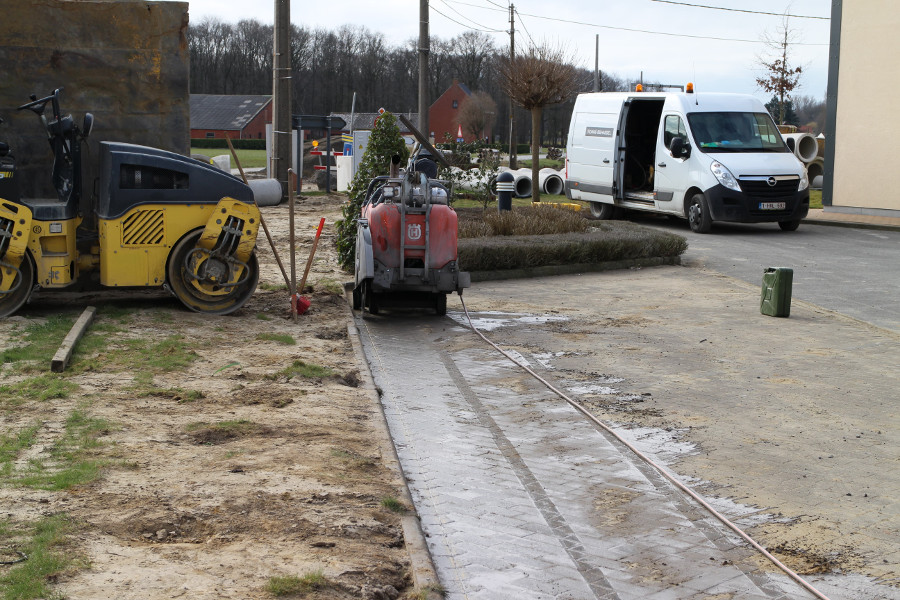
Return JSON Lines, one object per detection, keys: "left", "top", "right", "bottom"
{"left": 566, "top": 109, "right": 618, "bottom": 200}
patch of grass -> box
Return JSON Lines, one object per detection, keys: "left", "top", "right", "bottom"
{"left": 409, "top": 584, "right": 448, "bottom": 599}
{"left": 107, "top": 335, "right": 198, "bottom": 374}
{"left": 190, "top": 147, "right": 267, "bottom": 169}
{"left": 330, "top": 448, "right": 375, "bottom": 469}
{"left": 0, "top": 316, "right": 75, "bottom": 366}
{"left": 311, "top": 278, "right": 344, "bottom": 296}
{"left": 0, "top": 514, "right": 81, "bottom": 600}
{"left": 809, "top": 189, "right": 822, "bottom": 209}
{"left": 12, "top": 408, "right": 109, "bottom": 490}
{"left": 259, "top": 282, "right": 289, "bottom": 292}
{"left": 380, "top": 496, "right": 407, "bottom": 513}
{"left": 0, "top": 424, "right": 40, "bottom": 477}
{"left": 257, "top": 313, "right": 273, "bottom": 321}
{"left": 152, "top": 311, "right": 175, "bottom": 324}
{"left": 265, "top": 571, "right": 328, "bottom": 596}
{"left": 0, "top": 375, "right": 78, "bottom": 405}
{"left": 271, "top": 360, "right": 334, "bottom": 380}
{"left": 256, "top": 333, "right": 296, "bottom": 346}
{"left": 518, "top": 158, "right": 564, "bottom": 170}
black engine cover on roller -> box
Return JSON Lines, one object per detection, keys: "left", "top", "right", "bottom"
{"left": 97, "top": 142, "right": 253, "bottom": 220}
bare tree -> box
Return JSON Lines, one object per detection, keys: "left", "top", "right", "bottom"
{"left": 457, "top": 91, "right": 497, "bottom": 140}
{"left": 756, "top": 15, "right": 803, "bottom": 124}
{"left": 499, "top": 42, "right": 580, "bottom": 203}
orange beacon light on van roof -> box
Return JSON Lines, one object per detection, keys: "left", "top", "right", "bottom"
{"left": 635, "top": 84, "right": 643, "bottom": 92}
{"left": 686, "top": 82, "right": 694, "bottom": 93}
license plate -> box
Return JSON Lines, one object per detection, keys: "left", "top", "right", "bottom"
{"left": 759, "top": 202, "right": 786, "bottom": 210}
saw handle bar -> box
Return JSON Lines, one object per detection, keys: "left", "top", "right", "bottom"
{"left": 18, "top": 89, "right": 63, "bottom": 121}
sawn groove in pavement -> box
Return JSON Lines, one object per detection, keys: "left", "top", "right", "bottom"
{"left": 356, "top": 313, "right": 814, "bottom": 600}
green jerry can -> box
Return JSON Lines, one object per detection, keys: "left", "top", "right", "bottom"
{"left": 760, "top": 267, "right": 793, "bottom": 317}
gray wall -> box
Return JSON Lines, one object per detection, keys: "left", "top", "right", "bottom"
{"left": 0, "top": 0, "right": 189, "bottom": 212}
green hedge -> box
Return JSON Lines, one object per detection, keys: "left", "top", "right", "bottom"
{"left": 458, "top": 221, "right": 687, "bottom": 272}
{"left": 190, "top": 138, "right": 267, "bottom": 150}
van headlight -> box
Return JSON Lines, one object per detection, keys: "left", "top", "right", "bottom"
{"left": 798, "top": 169, "right": 809, "bottom": 191}
{"left": 710, "top": 161, "right": 741, "bottom": 192}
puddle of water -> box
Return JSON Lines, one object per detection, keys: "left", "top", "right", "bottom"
{"left": 568, "top": 384, "right": 620, "bottom": 395}
{"left": 448, "top": 311, "right": 568, "bottom": 332}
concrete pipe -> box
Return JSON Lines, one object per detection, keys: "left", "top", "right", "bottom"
{"left": 451, "top": 167, "right": 495, "bottom": 193}
{"left": 806, "top": 157, "right": 825, "bottom": 189}
{"left": 249, "top": 178, "right": 283, "bottom": 207}
{"left": 783, "top": 133, "right": 818, "bottom": 163}
{"left": 538, "top": 168, "right": 564, "bottom": 195}
{"left": 513, "top": 168, "right": 533, "bottom": 198}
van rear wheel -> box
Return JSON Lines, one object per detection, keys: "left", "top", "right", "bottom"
{"left": 687, "top": 193, "right": 712, "bottom": 233}
{"left": 589, "top": 202, "right": 615, "bottom": 220}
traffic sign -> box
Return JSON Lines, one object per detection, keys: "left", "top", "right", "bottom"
{"left": 292, "top": 115, "right": 346, "bottom": 130}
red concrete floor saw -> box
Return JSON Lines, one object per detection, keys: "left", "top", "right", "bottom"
{"left": 352, "top": 117, "right": 469, "bottom": 316}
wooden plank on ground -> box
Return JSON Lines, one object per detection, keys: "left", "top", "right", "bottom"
{"left": 50, "top": 306, "right": 96, "bottom": 373}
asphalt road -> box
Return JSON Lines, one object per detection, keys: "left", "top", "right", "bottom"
{"left": 631, "top": 215, "right": 900, "bottom": 332}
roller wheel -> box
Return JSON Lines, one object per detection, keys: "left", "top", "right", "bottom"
{"left": 589, "top": 202, "right": 615, "bottom": 220}
{"left": 778, "top": 219, "right": 801, "bottom": 232}
{"left": 0, "top": 253, "right": 35, "bottom": 318}
{"left": 434, "top": 293, "right": 447, "bottom": 316}
{"left": 687, "top": 193, "right": 712, "bottom": 233}
{"left": 167, "top": 230, "right": 259, "bottom": 315}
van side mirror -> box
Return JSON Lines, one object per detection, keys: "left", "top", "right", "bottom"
{"left": 670, "top": 136, "right": 690, "bottom": 159}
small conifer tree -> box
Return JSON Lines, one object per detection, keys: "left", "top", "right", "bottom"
{"left": 335, "top": 112, "right": 409, "bottom": 270}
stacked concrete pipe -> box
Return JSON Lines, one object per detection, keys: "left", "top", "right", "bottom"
{"left": 538, "top": 168, "right": 565, "bottom": 195}
{"left": 783, "top": 133, "right": 819, "bottom": 163}
{"left": 499, "top": 167, "right": 533, "bottom": 198}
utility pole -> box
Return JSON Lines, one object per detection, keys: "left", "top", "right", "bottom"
{"left": 418, "top": 0, "right": 430, "bottom": 141}
{"left": 272, "top": 0, "right": 291, "bottom": 199}
{"left": 508, "top": 3, "right": 516, "bottom": 169}
{"left": 593, "top": 34, "right": 599, "bottom": 92}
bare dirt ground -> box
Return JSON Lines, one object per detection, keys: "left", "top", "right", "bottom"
{"left": 0, "top": 194, "right": 416, "bottom": 599}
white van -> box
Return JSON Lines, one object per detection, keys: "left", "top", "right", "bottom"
{"left": 565, "top": 90, "right": 809, "bottom": 232}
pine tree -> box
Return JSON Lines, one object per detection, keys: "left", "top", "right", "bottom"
{"left": 334, "top": 111, "right": 409, "bottom": 270}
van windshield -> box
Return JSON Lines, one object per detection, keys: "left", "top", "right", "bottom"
{"left": 687, "top": 112, "right": 789, "bottom": 153}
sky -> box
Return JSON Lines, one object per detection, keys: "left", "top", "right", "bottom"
{"left": 166, "top": 0, "right": 832, "bottom": 101}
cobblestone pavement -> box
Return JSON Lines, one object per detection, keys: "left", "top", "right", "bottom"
{"left": 356, "top": 312, "right": 824, "bottom": 600}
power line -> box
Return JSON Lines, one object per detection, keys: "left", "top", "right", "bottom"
{"left": 512, "top": 9, "right": 828, "bottom": 46}
{"left": 649, "top": 0, "right": 829, "bottom": 20}
{"left": 431, "top": 1, "right": 506, "bottom": 33}
{"left": 440, "top": 0, "right": 828, "bottom": 46}
{"left": 514, "top": 7, "right": 536, "bottom": 48}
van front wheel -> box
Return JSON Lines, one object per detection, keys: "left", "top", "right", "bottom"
{"left": 778, "top": 219, "right": 801, "bottom": 231}
{"left": 589, "top": 202, "right": 615, "bottom": 220}
{"left": 687, "top": 193, "right": 712, "bottom": 233}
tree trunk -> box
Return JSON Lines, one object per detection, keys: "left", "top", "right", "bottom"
{"left": 531, "top": 107, "right": 542, "bottom": 203}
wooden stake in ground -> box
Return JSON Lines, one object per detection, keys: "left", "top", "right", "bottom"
{"left": 51, "top": 306, "right": 96, "bottom": 373}
{"left": 225, "top": 137, "right": 291, "bottom": 290}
